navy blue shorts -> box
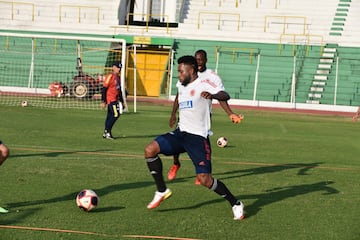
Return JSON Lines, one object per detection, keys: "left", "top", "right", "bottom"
{"left": 155, "top": 128, "right": 212, "bottom": 174}
{"left": 108, "top": 101, "right": 121, "bottom": 118}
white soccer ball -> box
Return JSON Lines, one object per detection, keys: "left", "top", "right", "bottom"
{"left": 76, "top": 189, "right": 99, "bottom": 212}
{"left": 216, "top": 137, "right": 228, "bottom": 148}
{"left": 21, "top": 100, "right": 28, "bottom": 107}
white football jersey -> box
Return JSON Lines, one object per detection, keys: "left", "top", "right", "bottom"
{"left": 198, "top": 68, "right": 224, "bottom": 90}
{"left": 198, "top": 68, "right": 225, "bottom": 113}
{"left": 177, "top": 76, "right": 225, "bottom": 138}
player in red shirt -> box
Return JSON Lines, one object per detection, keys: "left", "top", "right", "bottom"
{"left": 101, "top": 61, "right": 125, "bottom": 139}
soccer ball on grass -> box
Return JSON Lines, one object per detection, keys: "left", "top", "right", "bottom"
{"left": 21, "top": 100, "right": 28, "bottom": 107}
{"left": 76, "top": 189, "right": 99, "bottom": 212}
{"left": 216, "top": 137, "right": 228, "bottom": 148}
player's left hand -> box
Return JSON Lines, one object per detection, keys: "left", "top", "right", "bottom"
{"left": 229, "top": 113, "right": 244, "bottom": 124}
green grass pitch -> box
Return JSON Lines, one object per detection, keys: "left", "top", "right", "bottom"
{"left": 0, "top": 102, "right": 359, "bottom": 240}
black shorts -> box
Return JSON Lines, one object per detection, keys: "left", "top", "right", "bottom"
{"left": 155, "top": 128, "right": 212, "bottom": 174}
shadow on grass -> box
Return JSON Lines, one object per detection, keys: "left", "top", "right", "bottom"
{"left": 10, "top": 146, "right": 152, "bottom": 158}
{"left": 0, "top": 207, "right": 41, "bottom": 225}
{"left": 10, "top": 149, "right": 119, "bottom": 158}
{"left": 163, "top": 162, "right": 339, "bottom": 218}
{"left": 112, "top": 134, "right": 158, "bottom": 139}
{"left": 172, "top": 162, "right": 325, "bottom": 186}
{"left": 242, "top": 180, "right": 339, "bottom": 218}
{"left": 173, "top": 162, "right": 325, "bottom": 187}
{"left": 3, "top": 161, "right": 339, "bottom": 222}
{"left": 3, "top": 181, "right": 154, "bottom": 224}
{"left": 91, "top": 206, "right": 124, "bottom": 213}
{"left": 7, "top": 181, "right": 155, "bottom": 209}
{"left": 160, "top": 180, "right": 339, "bottom": 219}
{"left": 215, "top": 162, "right": 325, "bottom": 180}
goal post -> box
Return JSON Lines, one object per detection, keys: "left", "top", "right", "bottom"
{"left": 0, "top": 32, "right": 127, "bottom": 110}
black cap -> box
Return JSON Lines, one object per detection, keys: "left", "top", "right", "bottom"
{"left": 112, "top": 61, "right": 122, "bottom": 68}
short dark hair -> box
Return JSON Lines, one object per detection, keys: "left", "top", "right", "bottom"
{"left": 177, "top": 55, "right": 198, "bottom": 72}
{"left": 112, "top": 61, "right": 122, "bottom": 68}
{"left": 195, "top": 49, "right": 207, "bottom": 58}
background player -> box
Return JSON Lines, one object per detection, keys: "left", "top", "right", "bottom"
{"left": 101, "top": 61, "right": 126, "bottom": 139}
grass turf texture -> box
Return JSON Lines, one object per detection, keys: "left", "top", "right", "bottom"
{"left": 0, "top": 103, "right": 359, "bottom": 240}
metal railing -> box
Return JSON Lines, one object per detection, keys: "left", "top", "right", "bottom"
{"left": 201, "top": 0, "right": 278, "bottom": 8}
{"left": 203, "top": 0, "right": 240, "bottom": 7}
{"left": 198, "top": 12, "right": 240, "bottom": 31}
{"left": 256, "top": 0, "right": 279, "bottom": 9}
{"left": 215, "top": 46, "right": 259, "bottom": 65}
{"left": 59, "top": 4, "right": 100, "bottom": 24}
{"left": 279, "top": 33, "right": 324, "bottom": 56}
{"left": 264, "top": 15, "right": 307, "bottom": 34}
{"left": 0, "top": 0, "right": 34, "bottom": 21}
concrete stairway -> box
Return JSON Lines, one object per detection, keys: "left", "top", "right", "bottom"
{"left": 307, "top": 46, "right": 337, "bottom": 103}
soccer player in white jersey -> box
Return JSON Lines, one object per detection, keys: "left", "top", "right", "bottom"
{"left": 168, "top": 50, "right": 243, "bottom": 183}
{"left": 144, "top": 55, "right": 245, "bottom": 220}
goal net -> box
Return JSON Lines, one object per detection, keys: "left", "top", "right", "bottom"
{"left": 0, "top": 33, "right": 126, "bottom": 110}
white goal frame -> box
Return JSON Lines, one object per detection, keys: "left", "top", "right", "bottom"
{"left": 0, "top": 32, "right": 127, "bottom": 110}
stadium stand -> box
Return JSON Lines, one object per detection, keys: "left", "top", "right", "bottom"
{"left": 0, "top": 0, "right": 120, "bottom": 34}
{"left": 0, "top": 0, "right": 359, "bottom": 109}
